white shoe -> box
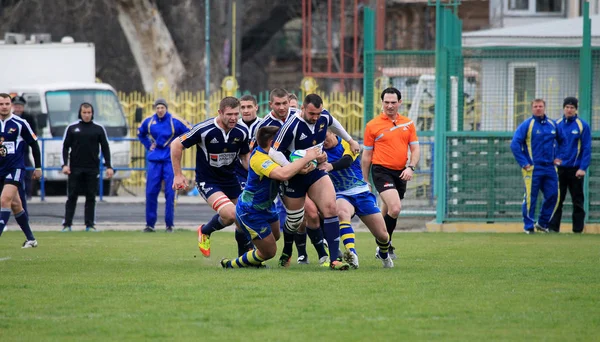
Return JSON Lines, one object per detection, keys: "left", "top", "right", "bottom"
{"left": 343, "top": 250, "right": 359, "bottom": 269}
{"left": 318, "top": 255, "right": 330, "bottom": 267}
{"left": 297, "top": 255, "right": 309, "bottom": 264}
{"left": 381, "top": 257, "right": 394, "bottom": 268}
{"left": 22, "top": 240, "right": 38, "bottom": 248}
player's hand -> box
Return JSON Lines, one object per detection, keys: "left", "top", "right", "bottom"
{"left": 318, "top": 162, "right": 333, "bottom": 172}
{"left": 32, "top": 169, "right": 42, "bottom": 180}
{"left": 62, "top": 165, "right": 71, "bottom": 175}
{"left": 299, "top": 163, "right": 315, "bottom": 174}
{"left": 106, "top": 168, "right": 114, "bottom": 179}
{"left": 348, "top": 139, "right": 361, "bottom": 154}
{"left": 400, "top": 167, "right": 413, "bottom": 181}
{"left": 315, "top": 151, "right": 328, "bottom": 164}
{"left": 304, "top": 148, "right": 320, "bottom": 161}
{"left": 173, "top": 174, "right": 188, "bottom": 190}
{"left": 554, "top": 158, "right": 562, "bottom": 166}
{"left": 523, "top": 164, "right": 532, "bottom": 171}
{"left": 576, "top": 169, "right": 586, "bottom": 179}
{"left": 150, "top": 143, "right": 156, "bottom": 151}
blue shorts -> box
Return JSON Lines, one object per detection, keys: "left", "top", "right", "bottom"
{"left": 0, "top": 168, "right": 25, "bottom": 187}
{"left": 196, "top": 180, "right": 242, "bottom": 201}
{"left": 283, "top": 169, "right": 328, "bottom": 198}
{"left": 336, "top": 191, "right": 381, "bottom": 217}
{"left": 236, "top": 204, "right": 279, "bottom": 240}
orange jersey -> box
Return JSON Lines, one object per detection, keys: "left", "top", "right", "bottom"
{"left": 363, "top": 113, "right": 419, "bottom": 170}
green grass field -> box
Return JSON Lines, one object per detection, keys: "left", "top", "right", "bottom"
{"left": 1, "top": 231, "right": 599, "bottom": 341}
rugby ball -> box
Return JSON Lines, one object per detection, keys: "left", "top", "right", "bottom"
{"left": 289, "top": 149, "right": 318, "bottom": 167}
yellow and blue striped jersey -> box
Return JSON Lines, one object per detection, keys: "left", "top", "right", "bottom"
{"left": 324, "top": 137, "right": 370, "bottom": 196}
{"left": 238, "top": 146, "right": 280, "bottom": 211}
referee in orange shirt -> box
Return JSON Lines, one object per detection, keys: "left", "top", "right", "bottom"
{"left": 361, "top": 87, "right": 420, "bottom": 260}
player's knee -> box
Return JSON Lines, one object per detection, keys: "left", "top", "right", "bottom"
{"left": 337, "top": 207, "right": 353, "bottom": 221}
{"left": 285, "top": 207, "right": 305, "bottom": 233}
{"left": 387, "top": 203, "right": 402, "bottom": 217}
{"left": 318, "top": 200, "right": 337, "bottom": 217}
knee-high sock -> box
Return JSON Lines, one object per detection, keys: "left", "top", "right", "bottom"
{"left": 0, "top": 208, "right": 11, "bottom": 236}
{"left": 339, "top": 221, "right": 356, "bottom": 254}
{"left": 280, "top": 229, "right": 295, "bottom": 260}
{"left": 201, "top": 214, "right": 226, "bottom": 236}
{"left": 235, "top": 229, "right": 253, "bottom": 257}
{"left": 376, "top": 235, "right": 391, "bottom": 259}
{"left": 306, "top": 226, "right": 328, "bottom": 258}
{"left": 295, "top": 231, "right": 307, "bottom": 257}
{"left": 322, "top": 216, "right": 341, "bottom": 262}
{"left": 281, "top": 208, "right": 304, "bottom": 259}
{"left": 383, "top": 214, "right": 397, "bottom": 242}
{"left": 15, "top": 210, "right": 34, "bottom": 241}
{"left": 226, "top": 249, "right": 266, "bottom": 268}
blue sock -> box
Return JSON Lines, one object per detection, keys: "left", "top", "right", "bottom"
{"left": 0, "top": 208, "right": 11, "bottom": 236}
{"left": 339, "top": 221, "right": 357, "bottom": 254}
{"left": 201, "top": 214, "right": 225, "bottom": 235}
{"left": 15, "top": 210, "right": 35, "bottom": 241}
{"left": 322, "top": 216, "right": 341, "bottom": 262}
{"left": 306, "top": 226, "right": 328, "bottom": 259}
{"left": 235, "top": 229, "right": 253, "bottom": 257}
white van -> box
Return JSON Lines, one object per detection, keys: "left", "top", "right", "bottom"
{"left": 11, "top": 83, "right": 131, "bottom": 195}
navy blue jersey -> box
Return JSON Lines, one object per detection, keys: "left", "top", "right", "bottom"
{"left": 180, "top": 117, "right": 250, "bottom": 183}
{"left": 272, "top": 109, "right": 334, "bottom": 155}
{"left": 0, "top": 115, "right": 37, "bottom": 173}
{"left": 234, "top": 117, "right": 262, "bottom": 183}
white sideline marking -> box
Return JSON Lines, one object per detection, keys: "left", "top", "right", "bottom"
{"left": 0, "top": 257, "right": 11, "bottom": 261}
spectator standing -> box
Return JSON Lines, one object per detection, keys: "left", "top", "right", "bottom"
{"left": 549, "top": 97, "right": 591, "bottom": 233}
{"left": 137, "top": 98, "right": 190, "bottom": 233}
{"left": 61, "top": 103, "right": 114, "bottom": 232}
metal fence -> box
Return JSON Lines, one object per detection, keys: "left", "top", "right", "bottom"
{"left": 363, "top": 5, "right": 599, "bottom": 222}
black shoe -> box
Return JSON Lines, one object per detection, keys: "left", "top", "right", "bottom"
{"left": 143, "top": 226, "right": 155, "bottom": 233}
{"left": 166, "top": 226, "right": 174, "bottom": 233}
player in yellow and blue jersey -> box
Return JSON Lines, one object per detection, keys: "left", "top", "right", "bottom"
{"left": 320, "top": 130, "right": 394, "bottom": 268}
{"left": 220, "top": 126, "right": 319, "bottom": 268}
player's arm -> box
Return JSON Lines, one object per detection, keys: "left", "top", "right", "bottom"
{"left": 21, "top": 121, "right": 42, "bottom": 179}
{"left": 137, "top": 118, "right": 153, "bottom": 150}
{"left": 98, "top": 125, "right": 114, "bottom": 178}
{"left": 578, "top": 122, "right": 592, "bottom": 175}
{"left": 240, "top": 152, "right": 250, "bottom": 171}
{"left": 268, "top": 149, "right": 319, "bottom": 181}
{"left": 510, "top": 121, "right": 530, "bottom": 169}
{"left": 361, "top": 124, "right": 375, "bottom": 182}
{"left": 327, "top": 115, "right": 360, "bottom": 153}
{"left": 269, "top": 119, "right": 297, "bottom": 166}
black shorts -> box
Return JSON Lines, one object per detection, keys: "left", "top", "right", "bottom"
{"left": 372, "top": 164, "right": 407, "bottom": 199}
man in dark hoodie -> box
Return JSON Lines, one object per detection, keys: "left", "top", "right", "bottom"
{"left": 61, "top": 102, "right": 114, "bottom": 232}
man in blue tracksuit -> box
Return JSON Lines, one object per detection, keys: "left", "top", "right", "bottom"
{"left": 138, "top": 98, "right": 190, "bottom": 232}
{"left": 549, "top": 97, "right": 591, "bottom": 233}
{"left": 510, "top": 99, "right": 560, "bottom": 234}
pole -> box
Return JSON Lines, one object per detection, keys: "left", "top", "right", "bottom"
{"left": 579, "top": 1, "right": 591, "bottom": 223}
{"left": 205, "top": 0, "right": 211, "bottom": 117}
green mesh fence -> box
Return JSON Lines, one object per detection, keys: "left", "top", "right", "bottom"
{"left": 365, "top": 47, "right": 600, "bottom": 221}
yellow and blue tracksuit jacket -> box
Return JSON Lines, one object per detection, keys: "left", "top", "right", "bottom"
{"left": 555, "top": 115, "right": 592, "bottom": 171}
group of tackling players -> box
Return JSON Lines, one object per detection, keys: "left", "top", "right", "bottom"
{"left": 171, "top": 89, "right": 396, "bottom": 270}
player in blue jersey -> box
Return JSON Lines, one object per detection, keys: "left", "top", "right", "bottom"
{"left": 253, "top": 89, "right": 330, "bottom": 267}
{"left": 320, "top": 130, "right": 394, "bottom": 268}
{"left": 221, "top": 126, "right": 318, "bottom": 268}
{"left": 269, "top": 93, "right": 361, "bottom": 270}
{"left": 171, "top": 97, "right": 251, "bottom": 257}
{"left": 0, "top": 93, "right": 42, "bottom": 248}
{"left": 138, "top": 98, "right": 191, "bottom": 233}
{"left": 234, "top": 94, "right": 262, "bottom": 190}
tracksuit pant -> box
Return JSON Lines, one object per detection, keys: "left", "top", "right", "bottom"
{"left": 146, "top": 160, "right": 175, "bottom": 228}
{"left": 521, "top": 164, "right": 559, "bottom": 231}
{"left": 64, "top": 168, "right": 99, "bottom": 227}
{"left": 548, "top": 167, "right": 585, "bottom": 233}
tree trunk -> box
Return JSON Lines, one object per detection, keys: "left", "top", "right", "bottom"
{"left": 115, "top": 0, "right": 185, "bottom": 92}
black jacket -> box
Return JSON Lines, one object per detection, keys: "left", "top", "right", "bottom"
{"left": 62, "top": 120, "right": 112, "bottom": 169}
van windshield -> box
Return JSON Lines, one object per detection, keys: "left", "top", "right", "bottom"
{"left": 46, "top": 89, "right": 127, "bottom": 128}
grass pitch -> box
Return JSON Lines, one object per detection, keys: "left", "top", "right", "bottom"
{"left": 1, "top": 231, "right": 599, "bottom": 341}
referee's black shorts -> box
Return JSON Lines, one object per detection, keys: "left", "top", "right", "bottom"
{"left": 372, "top": 164, "right": 407, "bottom": 199}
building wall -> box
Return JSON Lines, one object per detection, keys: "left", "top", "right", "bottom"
{"left": 385, "top": 1, "right": 490, "bottom": 50}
